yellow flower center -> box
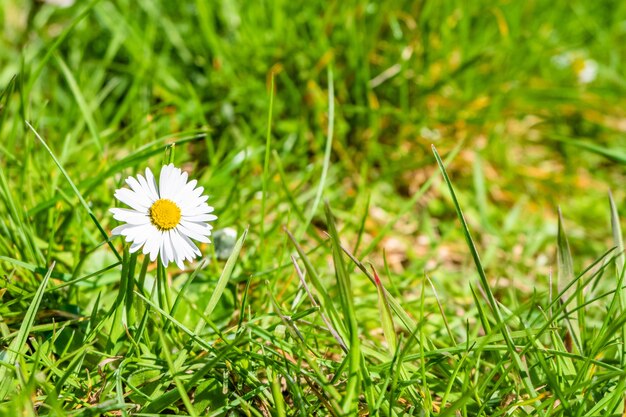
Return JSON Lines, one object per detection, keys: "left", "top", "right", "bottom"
{"left": 149, "top": 199, "right": 181, "bottom": 231}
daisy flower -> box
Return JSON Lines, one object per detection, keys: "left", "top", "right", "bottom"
{"left": 110, "top": 164, "right": 216, "bottom": 269}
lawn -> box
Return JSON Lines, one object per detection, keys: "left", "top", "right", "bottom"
{"left": 1, "top": 0, "right": 626, "bottom": 415}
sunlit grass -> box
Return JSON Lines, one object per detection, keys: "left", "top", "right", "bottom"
{"left": 1, "top": 0, "right": 626, "bottom": 415}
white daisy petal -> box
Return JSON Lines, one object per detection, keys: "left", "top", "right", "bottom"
{"left": 181, "top": 203, "right": 214, "bottom": 216}
{"left": 169, "top": 230, "right": 182, "bottom": 262}
{"left": 136, "top": 174, "right": 158, "bottom": 203}
{"left": 114, "top": 188, "right": 151, "bottom": 211}
{"left": 159, "top": 236, "right": 169, "bottom": 266}
{"left": 122, "top": 223, "right": 153, "bottom": 244}
{"left": 167, "top": 230, "right": 181, "bottom": 263}
{"left": 126, "top": 176, "right": 147, "bottom": 197}
{"left": 167, "top": 231, "right": 179, "bottom": 266}
{"left": 179, "top": 231, "right": 202, "bottom": 256}
{"left": 175, "top": 257, "right": 185, "bottom": 270}
{"left": 159, "top": 164, "right": 175, "bottom": 199}
{"left": 129, "top": 241, "right": 143, "bottom": 253}
{"left": 184, "top": 213, "right": 218, "bottom": 222}
{"left": 170, "top": 171, "right": 189, "bottom": 200}
{"left": 190, "top": 186, "right": 204, "bottom": 200}
{"left": 141, "top": 226, "right": 159, "bottom": 256}
{"left": 168, "top": 167, "right": 186, "bottom": 199}
{"left": 165, "top": 234, "right": 174, "bottom": 266}
{"left": 189, "top": 195, "right": 209, "bottom": 205}
{"left": 145, "top": 168, "right": 159, "bottom": 199}
{"left": 110, "top": 208, "right": 150, "bottom": 225}
{"left": 149, "top": 232, "right": 164, "bottom": 262}
{"left": 180, "top": 219, "right": 213, "bottom": 237}
{"left": 176, "top": 223, "right": 211, "bottom": 243}
{"left": 112, "top": 224, "right": 134, "bottom": 236}
{"left": 173, "top": 231, "right": 195, "bottom": 264}
{"left": 176, "top": 194, "right": 209, "bottom": 212}
{"left": 171, "top": 229, "right": 193, "bottom": 263}
{"left": 180, "top": 179, "right": 198, "bottom": 195}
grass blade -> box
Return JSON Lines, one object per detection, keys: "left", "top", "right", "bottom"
{"left": 0, "top": 262, "right": 55, "bottom": 399}
{"left": 324, "top": 202, "right": 361, "bottom": 413}
{"left": 54, "top": 54, "right": 102, "bottom": 153}
{"left": 194, "top": 228, "right": 248, "bottom": 335}
{"left": 370, "top": 265, "right": 397, "bottom": 354}
{"left": 557, "top": 207, "right": 582, "bottom": 354}
{"left": 432, "top": 145, "right": 537, "bottom": 400}
{"left": 303, "top": 66, "right": 334, "bottom": 233}
{"left": 609, "top": 190, "right": 625, "bottom": 303}
{"left": 260, "top": 72, "right": 275, "bottom": 268}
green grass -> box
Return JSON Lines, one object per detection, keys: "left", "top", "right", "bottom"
{"left": 1, "top": 0, "right": 626, "bottom": 415}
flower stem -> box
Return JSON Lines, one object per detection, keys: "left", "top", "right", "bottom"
{"left": 157, "top": 260, "right": 171, "bottom": 311}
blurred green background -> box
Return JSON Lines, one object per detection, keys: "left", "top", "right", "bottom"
{"left": 2, "top": 0, "right": 625, "bottom": 281}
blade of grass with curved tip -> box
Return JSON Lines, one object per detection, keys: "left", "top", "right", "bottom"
{"left": 340, "top": 244, "right": 423, "bottom": 341}
{"left": 427, "top": 275, "right": 457, "bottom": 347}
{"left": 551, "top": 136, "right": 626, "bottom": 165}
{"left": 26, "top": 121, "right": 121, "bottom": 261}
{"left": 194, "top": 228, "right": 248, "bottom": 335}
{"left": 0, "top": 262, "right": 55, "bottom": 399}
{"left": 557, "top": 208, "right": 582, "bottom": 355}
{"left": 324, "top": 202, "right": 361, "bottom": 413}
{"left": 370, "top": 265, "right": 397, "bottom": 354}
{"left": 431, "top": 145, "right": 536, "bottom": 400}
